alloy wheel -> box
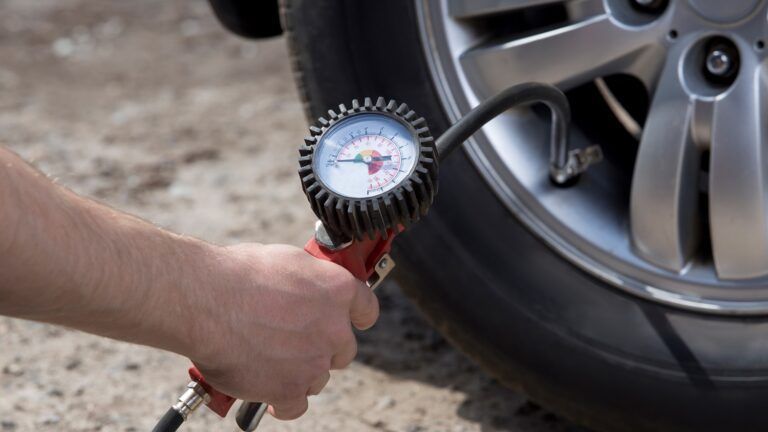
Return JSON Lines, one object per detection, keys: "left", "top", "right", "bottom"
{"left": 417, "top": 0, "right": 768, "bottom": 314}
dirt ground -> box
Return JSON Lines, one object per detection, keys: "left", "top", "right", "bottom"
{"left": 0, "top": 1, "right": 575, "bottom": 431}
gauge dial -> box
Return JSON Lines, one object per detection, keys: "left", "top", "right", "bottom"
{"left": 313, "top": 114, "right": 418, "bottom": 199}
{"left": 299, "top": 97, "right": 437, "bottom": 241}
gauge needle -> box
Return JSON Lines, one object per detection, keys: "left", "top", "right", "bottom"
{"left": 336, "top": 156, "right": 393, "bottom": 163}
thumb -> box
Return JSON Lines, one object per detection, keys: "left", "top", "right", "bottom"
{"left": 349, "top": 282, "right": 379, "bottom": 330}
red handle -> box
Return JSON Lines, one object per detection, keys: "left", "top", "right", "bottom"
{"left": 303, "top": 234, "right": 396, "bottom": 282}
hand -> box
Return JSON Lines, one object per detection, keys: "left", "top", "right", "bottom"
{"left": 0, "top": 148, "right": 378, "bottom": 421}
{"left": 186, "top": 243, "right": 379, "bottom": 420}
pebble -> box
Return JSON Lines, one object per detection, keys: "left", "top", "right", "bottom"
{"left": 65, "top": 358, "right": 82, "bottom": 370}
{"left": 96, "top": 17, "right": 124, "bottom": 39}
{"left": 374, "top": 396, "right": 396, "bottom": 410}
{"left": 370, "top": 420, "right": 386, "bottom": 429}
{"left": 42, "top": 414, "right": 61, "bottom": 425}
{"left": 2, "top": 363, "right": 23, "bottom": 377}
{"left": 1, "top": 420, "right": 16, "bottom": 430}
{"left": 52, "top": 38, "right": 75, "bottom": 58}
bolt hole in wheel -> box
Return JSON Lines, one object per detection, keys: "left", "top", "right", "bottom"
{"left": 667, "top": 29, "right": 678, "bottom": 40}
{"left": 702, "top": 36, "right": 740, "bottom": 87}
{"left": 417, "top": 0, "right": 768, "bottom": 313}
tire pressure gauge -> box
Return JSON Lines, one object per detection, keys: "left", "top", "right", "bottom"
{"left": 155, "top": 84, "right": 602, "bottom": 432}
{"left": 299, "top": 97, "right": 438, "bottom": 242}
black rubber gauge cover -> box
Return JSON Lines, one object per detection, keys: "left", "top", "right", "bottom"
{"left": 298, "top": 97, "right": 438, "bottom": 242}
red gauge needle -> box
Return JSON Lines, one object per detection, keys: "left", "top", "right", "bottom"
{"left": 336, "top": 155, "right": 392, "bottom": 163}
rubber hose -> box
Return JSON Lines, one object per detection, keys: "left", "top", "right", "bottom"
{"left": 151, "top": 408, "right": 184, "bottom": 432}
{"left": 435, "top": 82, "right": 570, "bottom": 169}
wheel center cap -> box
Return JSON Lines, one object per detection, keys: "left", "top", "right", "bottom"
{"left": 687, "top": 0, "right": 762, "bottom": 23}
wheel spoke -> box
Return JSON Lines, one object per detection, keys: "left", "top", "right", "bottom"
{"left": 709, "top": 60, "right": 768, "bottom": 279}
{"left": 630, "top": 50, "right": 700, "bottom": 271}
{"left": 448, "top": 0, "right": 563, "bottom": 18}
{"left": 630, "top": 47, "right": 702, "bottom": 272}
{"left": 459, "top": 14, "right": 663, "bottom": 100}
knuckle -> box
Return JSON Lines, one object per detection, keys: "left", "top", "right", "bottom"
{"left": 324, "top": 320, "right": 352, "bottom": 346}
{"left": 291, "top": 404, "right": 309, "bottom": 420}
{"left": 325, "top": 270, "right": 358, "bottom": 299}
{"left": 308, "top": 356, "right": 331, "bottom": 375}
{"left": 274, "top": 382, "right": 306, "bottom": 402}
{"left": 276, "top": 399, "right": 308, "bottom": 420}
{"left": 332, "top": 337, "right": 357, "bottom": 369}
{"left": 296, "top": 357, "right": 329, "bottom": 384}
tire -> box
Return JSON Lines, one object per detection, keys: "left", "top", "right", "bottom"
{"left": 280, "top": 1, "right": 768, "bottom": 431}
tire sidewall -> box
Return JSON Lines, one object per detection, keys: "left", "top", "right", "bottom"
{"left": 282, "top": 1, "right": 768, "bottom": 430}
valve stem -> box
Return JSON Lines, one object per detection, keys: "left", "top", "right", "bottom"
{"left": 550, "top": 145, "right": 604, "bottom": 185}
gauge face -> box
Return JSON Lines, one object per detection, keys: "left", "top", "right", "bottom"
{"left": 313, "top": 113, "right": 419, "bottom": 199}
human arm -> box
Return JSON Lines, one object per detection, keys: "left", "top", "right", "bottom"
{"left": 0, "top": 146, "right": 379, "bottom": 419}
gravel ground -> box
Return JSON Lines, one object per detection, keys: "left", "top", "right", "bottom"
{"left": 0, "top": 1, "right": 573, "bottom": 431}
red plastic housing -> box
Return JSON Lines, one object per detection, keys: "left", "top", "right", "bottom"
{"left": 304, "top": 234, "right": 396, "bottom": 282}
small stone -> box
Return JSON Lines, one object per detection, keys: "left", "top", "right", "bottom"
{"left": 97, "top": 17, "right": 124, "bottom": 38}
{"left": 1, "top": 420, "right": 16, "bottom": 430}
{"left": 48, "top": 388, "right": 64, "bottom": 397}
{"left": 42, "top": 414, "right": 61, "bottom": 425}
{"left": 374, "top": 396, "right": 396, "bottom": 410}
{"left": 65, "top": 359, "right": 82, "bottom": 370}
{"left": 182, "top": 148, "right": 219, "bottom": 164}
{"left": 45, "top": 327, "right": 63, "bottom": 337}
{"left": 124, "top": 362, "right": 140, "bottom": 371}
{"left": 52, "top": 38, "right": 74, "bottom": 58}
{"left": 2, "top": 363, "right": 23, "bottom": 377}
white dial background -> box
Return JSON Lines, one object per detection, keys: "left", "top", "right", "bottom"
{"left": 313, "top": 114, "right": 419, "bottom": 199}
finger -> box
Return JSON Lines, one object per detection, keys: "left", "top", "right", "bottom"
{"left": 350, "top": 283, "right": 379, "bottom": 330}
{"left": 268, "top": 398, "right": 309, "bottom": 421}
{"left": 307, "top": 371, "right": 331, "bottom": 396}
{"left": 331, "top": 331, "right": 357, "bottom": 369}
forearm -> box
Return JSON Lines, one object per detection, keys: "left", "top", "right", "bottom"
{"left": 0, "top": 147, "right": 379, "bottom": 414}
{"left": 0, "top": 147, "right": 214, "bottom": 356}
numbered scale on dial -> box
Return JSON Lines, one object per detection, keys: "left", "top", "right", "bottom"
{"left": 314, "top": 114, "right": 417, "bottom": 198}
{"left": 299, "top": 97, "right": 438, "bottom": 242}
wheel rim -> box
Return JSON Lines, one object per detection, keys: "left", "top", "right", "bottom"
{"left": 416, "top": 0, "right": 768, "bottom": 314}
